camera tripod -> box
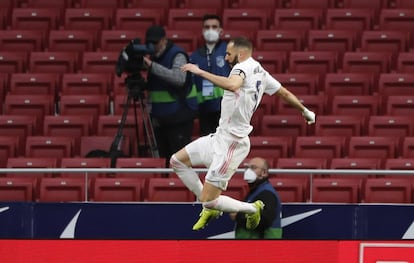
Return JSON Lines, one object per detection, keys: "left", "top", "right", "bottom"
{"left": 108, "top": 73, "right": 159, "bottom": 166}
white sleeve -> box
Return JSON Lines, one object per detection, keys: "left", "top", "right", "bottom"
{"left": 264, "top": 72, "right": 282, "bottom": 95}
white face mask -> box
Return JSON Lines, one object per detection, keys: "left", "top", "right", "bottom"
{"left": 203, "top": 29, "right": 220, "bottom": 43}
{"left": 243, "top": 168, "right": 257, "bottom": 183}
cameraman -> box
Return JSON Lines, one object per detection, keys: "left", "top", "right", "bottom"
{"left": 143, "top": 25, "right": 198, "bottom": 165}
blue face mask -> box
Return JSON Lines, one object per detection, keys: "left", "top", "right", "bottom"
{"left": 243, "top": 168, "right": 257, "bottom": 183}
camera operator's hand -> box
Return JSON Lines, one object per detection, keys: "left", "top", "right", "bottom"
{"left": 143, "top": 55, "right": 153, "bottom": 68}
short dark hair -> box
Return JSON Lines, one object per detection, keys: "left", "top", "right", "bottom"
{"left": 230, "top": 37, "right": 253, "bottom": 50}
{"left": 202, "top": 14, "right": 222, "bottom": 27}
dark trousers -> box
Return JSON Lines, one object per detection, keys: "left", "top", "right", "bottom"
{"left": 199, "top": 111, "right": 220, "bottom": 136}
{"left": 153, "top": 119, "right": 194, "bottom": 167}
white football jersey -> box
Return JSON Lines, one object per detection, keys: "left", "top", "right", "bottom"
{"left": 218, "top": 57, "right": 281, "bottom": 137}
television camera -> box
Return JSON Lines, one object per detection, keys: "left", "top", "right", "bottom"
{"left": 105, "top": 39, "right": 159, "bottom": 165}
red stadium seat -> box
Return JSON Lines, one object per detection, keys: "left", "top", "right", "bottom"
{"left": 260, "top": 115, "right": 308, "bottom": 137}
{"left": 76, "top": 0, "right": 125, "bottom": 8}
{"left": 363, "top": 178, "right": 412, "bottom": 203}
{"left": 277, "top": 94, "right": 325, "bottom": 116}
{"left": 311, "top": 177, "right": 361, "bottom": 203}
{"left": 146, "top": 177, "right": 195, "bottom": 202}
{"left": 167, "top": 9, "right": 215, "bottom": 30}
{"left": 128, "top": 0, "right": 177, "bottom": 9}
{"left": 114, "top": 8, "right": 163, "bottom": 30}
{"left": 180, "top": 0, "right": 230, "bottom": 14}
{"left": 43, "top": 115, "right": 93, "bottom": 154}
{"left": 29, "top": 51, "right": 79, "bottom": 73}
{"left": 59, "top": 94, "right": 109, "bottom": 130}
{"left": 0, "top": 115, "right": 36, "bottom": 155}
{"left": 256, "top": 29, "right": 304, "bottom": 52}
{"left": 81, "top": 51, "right": 119, "bottom": 73}
{"left": 232, "top": 0, "right": 279, "bottom": 9}
{"left": 330, "top": 95, "right": 380, "bottom": 118}
{"left": 294, "top": 136, "right": 346, "bottom": 159}
{"left": 329, "top": 157, "right": 382, "bottom": 180}
{"left": 368, "top": 115, "right": 414, "bottom": 137}
{"left": 80, "top": 135, "right": 131, "bottom": 158}
{"left": 325, "top": 8, "right": 374, "bottom": 38}
{"left": 276, "top": 157, "right": 328, "bottom": 188}
{"left": 63, "top": 8, "right": 113, "bottom": 31}
{"left": 396, "top": 52, "right": 414, "bottom": 73}
{"left": 11, "top": 8, "right": 60, "bottom": 33}
{"left": 324, "top": 73, "right": 373, "bottom": 102}
{"left": 38, "top": 177, "right": 87, "bottom": 202}
{"left": 0, "top": 29, "right": 44, "bottom": 51}
{"left": 379, "top": 9, "right": 414, "bottom": 46}
{"left": 360, "top": 30, "right": 409, "bottom": 56}
{"left": 221, "top": 29, "right": 255, "bottom": 43}
{"left": 342, "top": 52, "right": 391, "bottom": 78}
{"left": 388, "top": 0, "right": 414, "bottom": 8}
{"left": 0, "top": 51, "right": 28, "bottom": 73}
{"left": 166, "top": 30, "right": 198, "bottom": 52}
{"left": 378, "top": 73, "right": 414, "bottom": 105}
{"left": 315, "top": 115, "right": 363, "bottom": 137}
{"left": 0, "top": 177, "right": 35, "bottom": 202}
{"left": 385, "top": 96, "right": 414, "bottom": 116}
{"left": 273, "top": 9, "right": 322, "bottom": 32}
{"left": 402, "top": 137, "right": 414, "bottom": 158}
{"left": 384, "top": 158, "right": 414, "bottom": 171}
{"left": 47, "top": 30, "right": 96, "bottom": 52}
{"left": 97, "top": 114, "right": 145, "bottom": 156}
{"left": 0, "top": 136, "right": 18, "bottom": 167}
{"left": 61, "top": 73, "right": 111, "bottom": 96}
{"left": 225, "top": 177, "right": 249, "bottom": 201}
{"left": 288, "top": 51, "right": 337, "bottom": 76}
{"left": 93, "top": 177, "right": 144, "bottom": 202}
{"left": 60, "top": 157, "right": 111, "bottom": 179}
{"left": 25, "top": 136, "right": 74, "bottom": 160}
{"left": 272, "top": 73, "right": 319, "bottom": 95}
{"left": 4, "top": 94, "right": 55, "bottom": 133}
{"left": 287, "top": 0, "right": 334, "bottom": 8}
{"left": 347, "top": 136, "right": 399, "bottom": 159}
{"left": 222, "top": 8, "right": 269, "bottom": 31}
{"left": 99, "top": 30, "right": 145, "bottom": 52}
{"left": 248, "top": 136, "right": 292, "bottom": 162}
{"left": 339, "top": 0, "right": 385, "bottom": 23}
{"left": 25, "top": 0, "right": 72, "bottom": 9}
{"left": 307, "top": 30, "right": 356, "bottom": 65}
{"left": 6, "top": 157, "right": 58, "bottom": 190}
{"left": 269, "top": 177, "right": 308, "bottom": 202}
{"left": 252, "top": 50, "right": 287, "bottom": 74}
{"left": 9, "top": 73, "right": 59, "bottom": 96}
{"left": 115, "top": 157, "right": 167, "bottom": 178}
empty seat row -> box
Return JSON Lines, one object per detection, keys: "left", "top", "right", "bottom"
{"left": 2, "top": 72, "right": 414, "bottom": 99}
{"left": 1, "top": 175, "right": 413, "bottom": 203}
{"left": 272, "top": 177, "right": 414, "bottom": 203}
{"left": 2, "top": 50, "right": 414, "bottom": 76}
{"left": 1, "top": 6, "right": 414, "bottom": 34}
{"left": 247, "top": 136, "right": 414, "bottom": 162}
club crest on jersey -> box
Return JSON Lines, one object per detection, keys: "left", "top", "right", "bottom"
{"left": 216, "top": 56, "right": 225, "bottom": 68}
{"left": 253, "top": 66, "right": 262, "bottom": 74}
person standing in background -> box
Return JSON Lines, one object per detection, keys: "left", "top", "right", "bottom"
{"left": 230, "top": 157, "right": 282, "bottom": 239}
{"left": 190, "top": 14, "right": 230, "bottom": 136}
{"left": 143, "top": 25, "right": 198, "bottom": 166}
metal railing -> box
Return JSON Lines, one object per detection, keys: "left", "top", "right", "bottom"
{"left": 1, "top": 168, "right": 413, "bottom": 202}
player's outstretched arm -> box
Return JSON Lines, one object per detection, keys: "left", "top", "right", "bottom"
{"left": 181, "top": 63, "right": 242, "bottom": 92}
{"left": 276, "top": 86, "right": 316, "bottom": 124}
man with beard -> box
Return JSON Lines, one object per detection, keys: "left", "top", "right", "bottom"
{"left": 170, "top": 37, "right": 315, "bottom": 231}
{"left": 230, "top": 157, "right": 282, "bottom": 239}
{"left": 143, "top": 25, "right": 198, "bottom": 166}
